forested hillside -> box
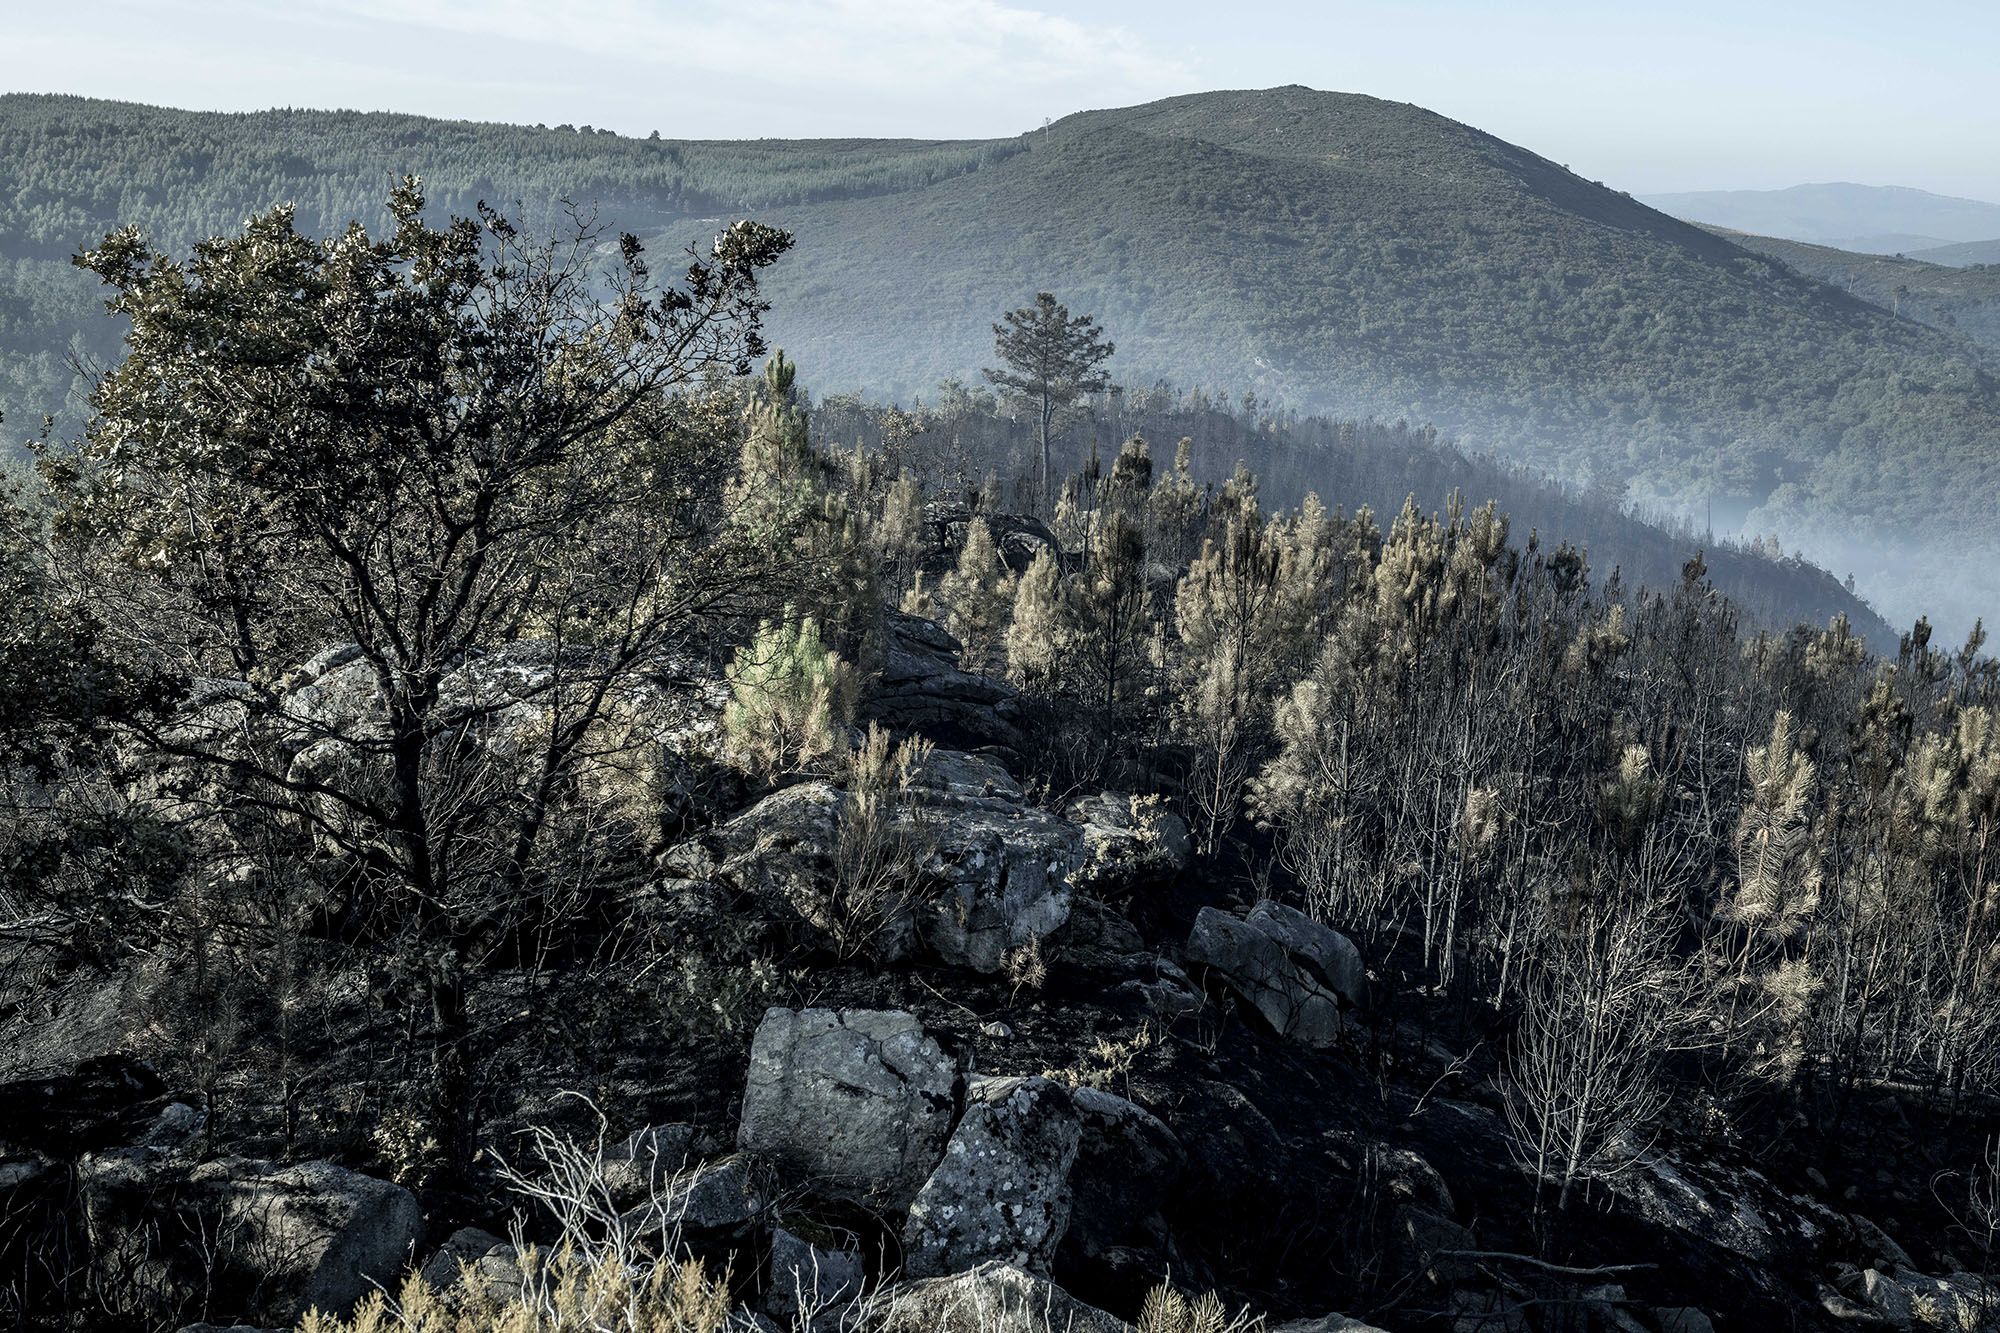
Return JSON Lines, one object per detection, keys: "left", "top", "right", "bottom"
{"left": 4, "top": 88, "right": 1998, "bottom": 629}
{"left": 1707, "top": 227, "right": 2000, "bottom": 351}
{"left": 740, "top": 90, "right": 2000, "bottom": 630}
{"left": 0, "top": 93, "right": 1023, "bottom": 435}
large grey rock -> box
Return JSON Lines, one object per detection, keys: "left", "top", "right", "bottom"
{"left": 77, "top": 1151, "right": 419, "bottom": 1326}
{"left": 903, "top": 1076, "right": 1080, "bottom": 1279}
{"left": 871, "top": 1261, "right": 1129, "bottom": 1333}
{"left": 737, "top": 1008, "right": 956, "bottom": 1207}
{"left": 865, "top": 612, "right": 1026, "bottom": 749}
{"left": 764, "top": 1227, "right": 865, "bottom": 1327}
{"left": 665, "top": 781, "right": 892, "bottom": 953}
{"left": 1241, "top": 901, "right": 1368, "bottom": 1008}
{"left": 1271, "top": 1317, "right": 1391, "bottom": 1333}
{"left": 1187, "top": 902, "right": 1367, "bottom": 1047}
{"left": 680, "top": 749, "right": 1081, "bottom": 971}
{"left": 278, "top": 648, "right": 384, "bottom": 742}
{"left": 905, "top": 751, "right": 1082, "bottom": 972}
{"left": 1592, "top": 1145, "right": 1832, "bottom": 1271}
{"left": 188, "top": 1158, "right": 424, "bottom": 1320}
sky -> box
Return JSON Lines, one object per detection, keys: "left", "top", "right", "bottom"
{"left": 9, "top": 0, "right": 1999, "bottom": 200}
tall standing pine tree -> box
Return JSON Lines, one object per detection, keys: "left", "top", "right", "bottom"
{"left": 984, "top": 292, "right": 1115, "bottom": 514}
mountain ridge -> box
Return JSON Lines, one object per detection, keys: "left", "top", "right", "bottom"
{"left": 3, "top": 87, "right": 1996, "bottom": 628}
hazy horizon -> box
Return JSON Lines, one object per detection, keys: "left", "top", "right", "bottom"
{"left": 9, "top": 0, "right": 1999, "bottom": 201}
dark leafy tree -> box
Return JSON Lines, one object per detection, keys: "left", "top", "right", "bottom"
{"left": 38, "top": 179, "right": 792, "bottom": 1195}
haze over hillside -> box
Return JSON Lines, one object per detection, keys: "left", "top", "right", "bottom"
{"left": 1641, "top": 182, "right": 2000, "bottom": 255}
{"left": 737, "top": 90, "right": 2000, "bottom": 628}
{"left": 1913, "top": 238, "right": 2000, "bottom": 268}
{"left": 1706, "top": 228, "right": 2000, "bottom": 351}
{"left": 5, "top": 88, "right": 2000, "bottom": 630}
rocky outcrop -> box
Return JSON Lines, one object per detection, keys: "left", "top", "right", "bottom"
{"left": 676, "top": 748, "right": 1080, "bottom": 972}
{"left": 1067, "top": 792, "right": 1192, "bottom": 894}
{"left": 872, "top": 1261, "right": 1130, "bottom": 1333}
{"left": 737, "top": 1008, "right": 956, "bottom": 1208}
{"left": 865, "top": 612, "right": 1027, "bottom": 751}
{"left": 663, "top": 781, "right": 886, "bottom": 952}
{"left": 925, "top": 505, "right": 1061, "bottom": 574}
{"left": 905, "top": 750, "right": 1081, "bottom": 972}
{"left": 903, "top": 1076, "right": 1081, "bottom": 1278}
{"left": 1187, "top": 902, "right": 1367, "bottom": 1047}
{"left": 156, "top": 642, "right": 734, "bottom": 861}
{"left": 986, "top": 516, "right": 1060, "bottom": 572}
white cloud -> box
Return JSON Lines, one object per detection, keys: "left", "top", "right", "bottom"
{"left": 313, "top": 0, "right": 1191, "bottom": 120}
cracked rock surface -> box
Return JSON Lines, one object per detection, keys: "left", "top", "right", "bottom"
{"left": 736, "top": 1007, "right": 957, "bottom": 1208}
{"left": 902, "top": 1075, "right": 1081, "bottom": 1279}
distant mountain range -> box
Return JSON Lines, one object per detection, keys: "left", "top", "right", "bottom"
{"left": 1641, "top": 182, "right": 2000, "bottom": 256}
{"left": 1911, "top": 238, "right": 2000, "bottom": 268}
{"left": 3, "top": 89, "right": 1998, "bottom": 632}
